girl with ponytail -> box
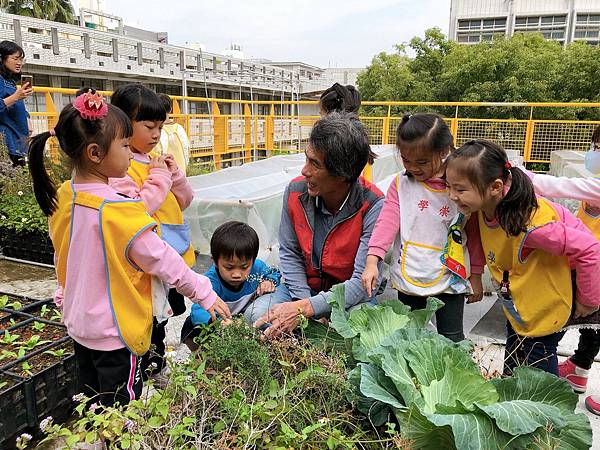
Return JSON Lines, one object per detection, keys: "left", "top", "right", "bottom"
{"left": 29, "top": 90, "right": 229, "bottom": 407}
{"left": 445, "top": 139, "right": 600, "bottom": 376}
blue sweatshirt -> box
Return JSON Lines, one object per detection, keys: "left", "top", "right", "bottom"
{"left": 0, "top": 75, "right": 29, "bottom": 156}
{"left": 190, "top": 259, "right": 281, "bottom": 325}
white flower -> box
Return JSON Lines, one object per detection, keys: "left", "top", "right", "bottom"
{"left": 21, "top": 217, "right": 28, "bottom": 222}
{"left": 17, "top": 191, "right": 23, "bottom": 196}
{"left": 89, "top": 402, "right": 99, "bottom": 413}
{"left": 0, "top": 215, "right": 5, "bottom": 220}
{"left": 39, "top": 416, "right": 53, "bottom": 432}
{"left": 72, "top": 392, "right": 85, "bottom": 402}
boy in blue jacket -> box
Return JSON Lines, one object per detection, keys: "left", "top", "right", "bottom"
{"left": 181, "top": 221, "right": 280, "bottom": 348}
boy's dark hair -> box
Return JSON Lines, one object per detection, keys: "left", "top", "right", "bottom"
{"left": 157, "top": 93, "right": 172, "bottom": 114}
{"left": 592, "top": 124, "right": 600, "bottom": 144}
{"left": 111, "top": 84, "right": 166, "bottom": 122}
{"left": 210, "top": 221, "right": 259, "bottom": 263}
{"left": 446, "top": 139, "right": 537, "bottom": 237}
{"left": 309, "top": 111, "right": 370, "bottom": 183}
{"left": 29, "top": 101, "right": 133, "bottom": 216}
{"left": 0, "top": 40, "right": 24, "bottom": 82}
{"left": 396, "top": 113, "right": 454, "bottom": 155}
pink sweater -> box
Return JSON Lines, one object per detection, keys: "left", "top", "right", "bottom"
{"left": 56, "top": 183, "right": 215, "bottom": 351}
{"left": 109, "top": 153, "right": 193, "bottom": 215}
{"left": 368, "top": 176, "right": 485, "bottom": 275}
{"left": 481, "top": 199, "right": 600, "bottom": 307}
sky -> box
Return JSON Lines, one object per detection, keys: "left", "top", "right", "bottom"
{"left": 100, "top": 0, "right": 452, "bottom": 68}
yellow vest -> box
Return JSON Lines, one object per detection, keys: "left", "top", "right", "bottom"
{"left": 479, "top": 197, "right": 572, "bottom": 337}
{"left": 127, "top": 158, "right": 195, "bottom": 267}
{"left": 49, "top": 181, "right": 156, "bottom": 355}
{"left": 577, "top": 202, "right": 600, "bottom": 240}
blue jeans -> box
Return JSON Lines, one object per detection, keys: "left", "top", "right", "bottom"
{"left": 504, "top": 321, "right": 565, "bottom": 376}
{"left": 243, "top": 283, "right": 377, "bottom": 326}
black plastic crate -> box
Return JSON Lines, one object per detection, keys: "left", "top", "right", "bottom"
{"left": 0, "top": 229, "right": 53, "bottom": 265}
{"left": 0, "top": 372, "right": 29, "bottom": 450}
{"left": 0, "top": 339, "right": 76, "bottom": 450}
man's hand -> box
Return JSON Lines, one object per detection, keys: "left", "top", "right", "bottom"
{"left": 466, "top": 274, "right": 483, "bottom": 304}
{"left": 253, "top": 298, "right": 314, "bottom": 339}
{"left": 574, "top": 301, "right": 599, "bottom": 319}
{"left": 256, "top": 280, "right": 276, "bottom": 296}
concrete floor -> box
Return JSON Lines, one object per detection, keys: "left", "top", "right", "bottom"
{"left": 2, "top": 256, "right": 600, "bottom": 448}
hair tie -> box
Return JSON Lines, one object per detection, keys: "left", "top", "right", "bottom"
{"left": 504, "top": 161, "right": 512, "bottom": 169}
{"left": 48, "top": 128, "right": 55, "bottom": 136}
{"left": 73, "top": 89, "right": 108, "bottom": 121}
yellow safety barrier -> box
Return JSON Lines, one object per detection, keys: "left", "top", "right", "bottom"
{"left": 27, "top": 87, "right": 600, "bottom": 171}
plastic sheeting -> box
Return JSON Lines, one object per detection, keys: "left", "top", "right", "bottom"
{"left": 185, "top": 144, "right": 399, "bottom": 264}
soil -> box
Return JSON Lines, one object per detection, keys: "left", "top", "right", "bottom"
{"left": 0, "top": 322, "right": 68, "bottom": 371}
{"left": 20, "top": 340, "right": 74, "bottom": 378}
{"left": 0, "top": 372, "right": 23, "bottom": 393}
{"left": 0, "top": 311, "right": 31, "bottom": 331}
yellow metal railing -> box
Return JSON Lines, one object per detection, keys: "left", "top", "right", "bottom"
{"left": 30, "top": 87, "right": 600, "bottom": 170}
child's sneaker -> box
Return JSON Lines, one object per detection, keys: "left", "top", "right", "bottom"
{"left": 585, "top": 396, "right": 600, "bottom": 415}
{"left": 558, "top": 358, "right": 588, "bottom": 393}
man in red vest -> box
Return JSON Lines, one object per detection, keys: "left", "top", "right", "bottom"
{"left": 250, "top": 112, "right": 384, "bottom": 338}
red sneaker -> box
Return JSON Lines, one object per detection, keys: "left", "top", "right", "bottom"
{"left": 585, "top": 396, "right": 600, "bottom": 415}
{"left": 558, "top": 358, "right": 588, "bottom": 393}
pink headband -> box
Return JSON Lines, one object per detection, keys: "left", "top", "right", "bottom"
{"left": 73, "top": 89, "right": 108, "bottom": 121}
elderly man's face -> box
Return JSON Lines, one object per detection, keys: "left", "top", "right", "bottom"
{"left": 301, "top": 144, "right": 343, "bottom": 199}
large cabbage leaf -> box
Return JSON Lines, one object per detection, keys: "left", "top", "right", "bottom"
{"left": 326, "top": 284, "right": 592, "bottom": 449}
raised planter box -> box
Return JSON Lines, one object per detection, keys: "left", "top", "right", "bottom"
{"left": 0, "top": 298, "right": 76, "bottom": 450}
{"left": 0, "top": 229, "right": 54, "bottom": 265}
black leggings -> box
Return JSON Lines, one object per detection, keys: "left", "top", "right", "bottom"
{"left": 397, "top": 291, "right": 465, "bottom": 342}
{"left": 570, "top": 328, "right": 600, "bottom": 370}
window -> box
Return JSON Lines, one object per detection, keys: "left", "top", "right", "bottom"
{"left": 457, "top": 17, "right": 506, "bottom": 44}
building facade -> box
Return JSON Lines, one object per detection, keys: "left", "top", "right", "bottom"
{"left": 0, "top": 11, "right": 333, "bottom": 115}
{"left": 449, "top": 0, "right": 600, "bottom": 45}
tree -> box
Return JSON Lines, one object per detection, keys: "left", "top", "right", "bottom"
{"left": 356, "top": 49, "right": 415, "bottom": 114}
{"left": 357, "top": 28, "right": 600, "bottom": 119}
{"left": 1, "top": 0, "right": 75, "bottom": 24}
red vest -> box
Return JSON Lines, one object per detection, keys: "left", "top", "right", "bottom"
{"left": 287, "top": 176, "right": 383, "bottom": 292}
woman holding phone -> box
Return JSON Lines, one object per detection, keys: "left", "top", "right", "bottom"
{"left": 0, "top": 40, "right": 32, "bottom": 166}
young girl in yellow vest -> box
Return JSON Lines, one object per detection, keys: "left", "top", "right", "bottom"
{"left": 445, "top": 139, "right": 600, "bottom": 376}
{"left": 154, "top": 93, "right": 190, "bottom": 173}
{"left": 109, "top": 84, "right": 203, "bottom": 382}
{"left": 526, "top": 124, "right": 600, "bottom": 413}
{"left": 28, "top": 91, "right": 230, "bottom": 406}
{"left": 362, "top": 113, "right": 485, "bottom": 343}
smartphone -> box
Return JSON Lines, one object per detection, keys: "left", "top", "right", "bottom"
{"left": 20, "top": 75, "right": 33, "bottom": 88}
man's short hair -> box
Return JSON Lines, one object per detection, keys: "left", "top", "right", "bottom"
{"left": 308, "top": 111, "right": 371, "bottom": 183}
{"left": 210, "top": 221, "right": 259, "bottom": 263}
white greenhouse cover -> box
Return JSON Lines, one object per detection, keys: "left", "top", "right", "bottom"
{"left": 185, "top": 144, "right": 399, "bottom": 264}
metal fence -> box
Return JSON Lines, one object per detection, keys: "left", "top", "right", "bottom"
{"left": 31, "top": 87, "right": 600, "bottom": 169}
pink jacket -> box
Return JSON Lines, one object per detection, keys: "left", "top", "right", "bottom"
{"left": 55, "top": 183, "right": 215, "bottom": 351}
{"left": 367, "top": 176, "right": 485, "bottom": 275}
{"left": 109, "top": 153, "right": 193, "bottom": 215}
